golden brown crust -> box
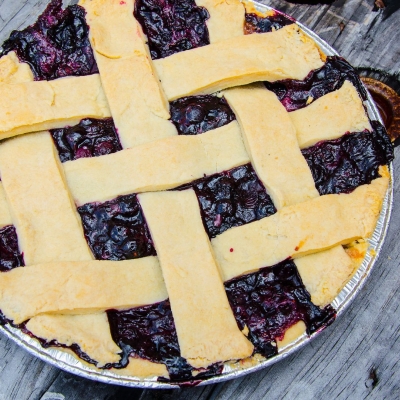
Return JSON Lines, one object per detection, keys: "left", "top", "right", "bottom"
{"left": 276, "top": 321, "right": 306, "bottom": 350}
{"left": 290, "top": 80, "right": 372, "bottom": 149}
{"left": 64, "top": 121, "right": 249, "bottom": 205}
{"left": 0, "top": 52, "right": 34, "bottom": 84}
{"left": 196, "top": 0, "right": 245, "bottom": 43}
{"left": 26, "top": 313, "right": 122, "bottom": 367}
{"left": 139, "top": 190, "right": 254, "bottom": 368}
{"left": 110, "top": 357, "right": 169, "bottom": 379}
{"left": 0, "top": 257, "right": 168, "bottom": 324}
{"left": 0, "top": 132, "right": 93, "bottom": 265}
{"left": 294, "top": 246, "right": 354, "bottom": 307}
{"left": 224, "top": 83, "right": 319, "bottom": 209}
{"left": 154, "top": 24, "right": 324, "bottom": 100}
{"left": 0, "top": 74, "right": 111, "bottom": 141}
{"left": 80, "top": 0, "right": 177, "bottom": 148}
{"left": 212, "top": 177, "right": 389, "bottom": 281}
{"left": 0, "top": 183, "right": 12, "bottom": 228}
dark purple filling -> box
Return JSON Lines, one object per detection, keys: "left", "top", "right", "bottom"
{"left": 177, "top": 164, "right": 276, "bottom": 238}
{"left": 0, "top": 226, "right": 24, "bottom": 272}
{"left": 77, "top": 194, "right": 156, "bottom": 261}
{"left": 302, "top": 121, "right": 394, "bottom": 196}
{"left": 0, "top": 0, "right": 98, "bottom": 81}
{"left": 50, "top": 118, "right": 122, "bottom": 162}
{"left": 225, "top": 260, "right": 336, "bottom": 358}
{"left": 107, "top": 300, "right": 223, "bottom": 382}
{"left": 170, "top": 95, "right": 236, "bottom": 135}
{"left": 265, "top": 56, "right": 367, "bottom": 112}
{"left": 244, "top": 11, "right": 294, "bottom": 35}
{"left": 134, "top": 0, "right": 210, "bottom": 60}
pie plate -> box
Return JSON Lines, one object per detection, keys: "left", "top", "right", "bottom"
{"left": 0, "top": 0, "right": 394, "bottom": 388}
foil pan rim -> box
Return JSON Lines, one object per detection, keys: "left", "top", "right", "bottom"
{"left": 0, "top": 0, "right": 394, "bottom": 389}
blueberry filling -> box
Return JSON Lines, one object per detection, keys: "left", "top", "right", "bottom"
{"left": 0, "top": 226, "right": 24, "bottom": 272}
{"left": 0, "top": 0, "right": 98, "bottom": 81}
{"left": 50, "top": 118, "right": 122, "bottom": 163}
{"left": 225, "top": 260, "right": 336, "bottom": 358}
{"left": 77, "top": 194, "right": 156, "bottom": 261}
{"left": 302, "top": 121, "right": 394, "bottom": 196}
{"left": 244, "top": 11, "right": 294, "bottom": 35}
{"left": 134, "top": 0, "right": 210, "bottom": 60}
{"left": 170, "top": 95, "right": 236, "bottom": 135}
{"left": 107, "top": 300, "right": 223, "bottom": 382}
{"left": 265, "top": 56, "right": 367, "bottom": 112}
{"left": 177, "top": 164, "right": 276, "bottom": 238}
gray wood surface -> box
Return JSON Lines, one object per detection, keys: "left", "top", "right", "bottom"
{"left": 0, "top": 0, "right": 399, "bottom": 399}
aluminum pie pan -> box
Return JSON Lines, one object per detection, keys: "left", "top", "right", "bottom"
{"left": 0, "top": 0, "right": 393, "bottom": 389}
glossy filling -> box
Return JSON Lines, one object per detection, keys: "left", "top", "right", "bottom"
{"left": 244, "top": 11, "right": 294, "bottom": 35}
{"left": 134, "top": 0, "right": 210, "bottom": 60}
{"left": 107, "top": 300, "right": 223, "bottom": 382}
{"left": 0, "top": 226, "right": 24, "bottom": 272}
{"left": 265, "top": 56, "right": 367, "bottom": 112}
{"left": 50, "top": 118, "right": 122, "bottom": 163}
{"left": 170, "top": 95, "right": 236, "bottom": 135}
{"left": 77, "top": 194, "right": 156, "bottom": 261}
{"left": 302, "top": 121, "right": 394, "bottom": 195}
{"left": 0, "top": 0, "right": 98, "bottom": 81}
{"left": 177, "top": 164, "right": 276, "bottom": 238}
{"left": 0, "top": 0, "right": 391, "bottom": 382}
{"left": 225, "top": 260, "right": 336, "bottom": 358}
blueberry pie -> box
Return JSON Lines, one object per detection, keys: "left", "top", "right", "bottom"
{"left": 0, "top": 0, "right": 393, "bottom": 384}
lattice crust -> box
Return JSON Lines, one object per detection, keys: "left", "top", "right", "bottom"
{"left": 0, "top": 0, "right": 393, "bottom": 381}
{"left": 212, "top": 177, "right": 388, "bottom": 282}
{"left": 0, "top": 74, "right": 111, "bottom": 140}
{"left": 63, "top": 121, "right": 249, "bottom": 205}
{"left": 223, "top": 83, "right": 319, "bottom": 209}
{"left": 196, "top": 0, "right": 245, "bottom": 42}
{"left": 0, "top": 52, "right": 33, "bottom": 84}
{"left": 26, "top": 313, "right": 122, "bottom": 367}
{"left": 294, "top": 246, "right": 354, "bottom": 307}
{"left": 80, "top": 0, "right": 177, "bottom": 148}
{"left": 0, "top": 184, "right": 12, "bottom": 228}
{"left": 290, "top": 80, "right": 372, "bottom": 149}
{"left": 138, "top": 190, "right": 254, "bottom": 368}
{"left": 154, "top": 24, "right": 325, "bottom": 100}
{"left": 0, "top": 132, "right": 93, "bottom": 265}
{"left": 223, "top": 82, "right": 355, "bottom": 308}
{"left": 0, "top": 258, "right": 167, "bottom": 323}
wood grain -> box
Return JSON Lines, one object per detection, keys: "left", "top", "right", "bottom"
{"left": 0, "top": 0, "right": 399, "bottom": 399}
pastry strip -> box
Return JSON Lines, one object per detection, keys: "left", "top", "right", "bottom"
{"left": 138, "top": 190, "right": 254, "bottom": 368}
{"left": 26, "top": 313, "right": 121, "bottom": 368}
{"left": 0, "top": 74, "right": 111, "bottom": 140}
{"left": 0, "top": 183, "right": 12, "bottom": 228}
{"left": 196, "top": 0, "right": 245, "bottom": 43}
{"left": 224, "top": 84, "right": 355, "bottom": 307}
{"left": 224, "top": 83, "right": 319, "bottom": 209}
{"left": 80, "top": 0, "right": 177, "bottom": 148}
{"left": 0, "top": 257, "right": 168, "bottom": 324}
{"left": 110, "top": 358, "right": 168, "bottom": 379}
{"left": 0, "top": 52, "right": 33, "bottom": 84}
{"left": 154, "top": 24, "right": 324, "bottom": 100}
{"left": 0, "top": 132, "right": 93, "bottom": 265}
{"left": 290, "top": 80, "right": 372, "bottom": 149}
{"left": 64, "top": 121, "right": 249, "bottom": 205}
{"left": 212, "top": 177, "right": 389, "bottom": 281}
{"left": 294, "top": 246, "right": 354, "bottom": 307}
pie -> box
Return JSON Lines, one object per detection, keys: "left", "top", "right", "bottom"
{"left": 0, "top": 0, "right": 393, "bottom": 384}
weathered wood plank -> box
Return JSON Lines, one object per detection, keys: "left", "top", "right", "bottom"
{"left": 0, "top": 0, "right": 399, "bottom": 399}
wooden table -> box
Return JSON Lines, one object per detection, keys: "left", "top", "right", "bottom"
{"left": 0, "top": 1, "right": 399, "bottom": 399}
